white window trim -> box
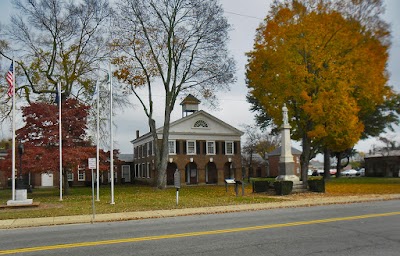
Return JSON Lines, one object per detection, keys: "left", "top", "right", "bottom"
{"left": 168, "top": 140, "right": 176, "bottom": 155}
{"left": 67, "top": 172, "right": 74, "bottom": 181}
{"left": 78, "top": 170, "right": 85, "bottom": 181}
{"left": 186, "top": 140, "right": 196, "bottom": 155}
{"left": 225, "top": 141, "right": 234, "bottom": 155}
{"left": 206, "top": 141, "right": 215, "bottom": 155}
{"left": 147, "top": 162, "right": 150, "bottom": 178}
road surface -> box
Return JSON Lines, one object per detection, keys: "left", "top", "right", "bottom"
{"left": 0, "top": 200, "right": 399, "bottom": 255}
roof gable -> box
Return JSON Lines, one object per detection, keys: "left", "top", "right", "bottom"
{"left": 158, "top": 110, "right": 243, "bottom": 137}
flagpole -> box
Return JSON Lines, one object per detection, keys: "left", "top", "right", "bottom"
{"left": 109, "top": 63, "right": 114, "bottom": 205}
{"left": 58, "top": 82, "right": 63, "bottom": 201}
{"left": 11, "top": 59, "right": 16, "bottom": 201}
{"left": 96, "top": 79, "right": 100, "bottom": 201}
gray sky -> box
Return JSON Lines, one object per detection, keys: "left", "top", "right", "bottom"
{"left": 1, "top": 0, "right": 399, "bottom": 155}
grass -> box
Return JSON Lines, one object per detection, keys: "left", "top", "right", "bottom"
{"left": 0, "top": 177, "right": 399, "bottom": 220}
{"left": 0, "top": 184, "right": 278, "bottom": 220}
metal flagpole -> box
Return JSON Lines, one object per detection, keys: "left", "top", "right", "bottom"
{"left": 11, "top": 59, "right": 16, "bottom": 201}
{"left": 96, "top": 79, "right": 100, "bottom": 201}
{"left": 58, "top": 82, "right": 63, "bottom": 201}
{"left": 109, "top": 63, "right": 114, "bottom": 205}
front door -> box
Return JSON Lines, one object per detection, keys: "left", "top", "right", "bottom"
{"left": 167, "top": 163, "right": 177, "bottom": 185}
{"left": 206, "top": 162, "right": 217, "bottom": 184}
{"left": 186, "top": 162, "right": 198, "bottom": 184}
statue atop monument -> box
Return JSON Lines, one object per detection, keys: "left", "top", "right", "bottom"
{"left": 282, "top": 104, "right": 289, "bottom": 125}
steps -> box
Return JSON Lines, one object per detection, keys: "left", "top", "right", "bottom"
{"left": 292, "top": 181, "right": 308, "bottom": 193}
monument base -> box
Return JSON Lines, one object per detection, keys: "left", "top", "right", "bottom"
{"left": 7, "top": 189, "right": 33, "bottom": 206}
{"left": 275, "top": 175, "right": 300, "bottom": 182}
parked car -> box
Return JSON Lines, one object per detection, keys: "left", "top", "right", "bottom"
{"left": 341, "top": 169, "right": 358, "bottom": 177}
{"left": 356, "top": 168, "right": 365, "bottom": 177}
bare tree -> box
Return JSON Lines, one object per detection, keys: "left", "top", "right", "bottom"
{"left": 111, "top": 0, "right": 236, "bottom": 189}
{"left": 241, "top": 124, "right": 280, "bottom": 178}
{"left": 0, "top": 0, "right": 112, "bottom": 105}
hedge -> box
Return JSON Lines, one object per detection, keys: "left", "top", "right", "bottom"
{"left": 273, "top": 181, "right": 293, "bottom": 195}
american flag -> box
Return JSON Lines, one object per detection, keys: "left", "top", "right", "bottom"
{"left": 6, "top": 62, "right": 14, "bottom": 97}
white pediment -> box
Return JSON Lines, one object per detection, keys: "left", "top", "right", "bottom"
{"left": 156, "top": 110, "right": 243, "bottom": 140}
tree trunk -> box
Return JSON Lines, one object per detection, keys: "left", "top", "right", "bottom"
{"left": 335, "top": 152, "right": 342, "bottom": 178}
{"left": 63, "top": 170, "right": 69, "bottom": 195}
{"left": 300, "top": 135, "right": 312, "bottom": 184}
{"left": 155, "top": 104, "right": 173, "bottom": 189}
{"left": 323, "top": 148, "right": 331, "bottom": 180}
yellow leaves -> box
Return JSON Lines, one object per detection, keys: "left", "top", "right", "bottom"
{"left": 247, "top": 0, "right": 391, "bottom": 152}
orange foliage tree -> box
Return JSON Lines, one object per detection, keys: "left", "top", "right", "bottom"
{"left": 246, "top": 0, "right": 396, "bottom": 181}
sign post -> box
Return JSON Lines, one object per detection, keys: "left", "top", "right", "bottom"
{"left": 88, "top": 158, "right": 96, "bottom": 221}
{"left": 174, "top": 169, "right": 181, "bottom": 206}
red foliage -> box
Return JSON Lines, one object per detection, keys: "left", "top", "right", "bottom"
{"left": 0, "top": 99, "right": 111, "bottom": 175}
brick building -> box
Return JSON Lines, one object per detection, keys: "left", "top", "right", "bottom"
{"left": 267, "top": 146, "right": 301, "bottom": 177}
{"left": 131, "top": 95, "right": 243, "bottom": 186}
{"left": 364, "top": 150, "right": 400, "bottom": 177}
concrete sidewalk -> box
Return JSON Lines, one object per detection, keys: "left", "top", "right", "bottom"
{"left": 1, "top": 194, "right": 399, "bottom": 229}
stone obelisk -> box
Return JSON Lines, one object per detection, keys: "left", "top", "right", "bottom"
{"left": 276, "top": 104, "right": 299, "bottom": 182}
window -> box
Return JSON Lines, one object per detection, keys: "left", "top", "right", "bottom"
{"left": 194, "top": 120, "right": 208, "bottom": 128}
{"left": 142, "top": 163, "right": 146, "bottom": 178}
{"left": 187, "top": 140, "right": 196, "bottom": 155}
{"left": 168, "top": 140, "right": 176, "bottom": 154}
{"left": 67, "top": 172, "right": 74, "bottom": 181}
{"left": 122, "top": 165, "right": 130, "bottom": 182}
{"left": 78, "top": 169, "right": 85, "bottom": 181}
{"left": 206, "top": 141, "right": 215, "bottom": 155}
{"left": 147, "top": 163, "right": 150, "bottom": 178}
{"left": 148, "top": 141, "right": 153, "bottom": 156}
{"left": 225, "top": 141, "right": 234, "bottom": 155}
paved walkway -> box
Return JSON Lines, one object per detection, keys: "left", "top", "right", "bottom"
{"left": 1, "top": 194, "right": 399, "bottom": 229}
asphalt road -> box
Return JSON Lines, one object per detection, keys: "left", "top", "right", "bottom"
{"left": 0, "top": 200, "right": 399, "bottom": 256}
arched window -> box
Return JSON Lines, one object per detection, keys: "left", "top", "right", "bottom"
{"left": 194, "top": 120, "right": 208, "bottom": 128}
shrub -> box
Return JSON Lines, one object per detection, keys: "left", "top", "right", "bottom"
{"left": 308, "top": 179, "right": 325, "bottom": 193}
{"left": 273, "top": 181, "right": 293, "bottom": 195}
{"left": 253, "top": 181, "right": 269, "bottom": 193}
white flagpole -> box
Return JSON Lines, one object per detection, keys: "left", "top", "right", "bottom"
{"left": 96, "top": 78, "right": 100, "bottom": 201}
{"left": 109, "top": 63, "right": 114, "bottom": 205}
{"left": 58, "top": 82, "right": 63, "bottom": 201}
{"left": 11, "top": 59, "right": 16, "bottom": 201}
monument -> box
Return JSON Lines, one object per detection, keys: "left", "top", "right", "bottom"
{"left": 276, "top": 104, "right": 300, "bottom": 182}
{"left": 7, "top": 141, "right": 33, "bottom": 206}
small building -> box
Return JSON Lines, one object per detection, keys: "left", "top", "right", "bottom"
{"left": 242, "top": 153, "right": 268, "bottom": 178}
{"left": 131, "top": 95, "right": 244, "bottom": 186}
{"left": 267, "top": 146, "right": 301, "bottom": 177}
{"left": 364, "top": 150, "right": 400, "bottom": 177}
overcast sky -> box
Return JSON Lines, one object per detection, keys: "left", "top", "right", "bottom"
{"left": 1, "top": 0, "right": 399, "bottom": 155}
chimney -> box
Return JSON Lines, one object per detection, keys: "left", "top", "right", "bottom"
{"left": 136, "top": 130, "right": 140, "bottom": 139}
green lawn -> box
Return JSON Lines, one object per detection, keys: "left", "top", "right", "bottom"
{"left": 1, "top": 177, "right": 399, "bottom": 220}
{"left": 0, "top": 184, "right": 278, "bottom": 220}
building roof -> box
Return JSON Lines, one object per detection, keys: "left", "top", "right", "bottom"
{"left": 267, "top": 146, "right": 302, "bottom": 156}
{"left": 365, "top": 149, "right": 400, "bottom": 158}
{"left": 180, "top": 94, "right": 201, "bottom": 105}
{"left": 117, "top": 154, "right": 134, "bottom": 162}
{"left": 131, "top": 110, "right": 243, "bottom": 145}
